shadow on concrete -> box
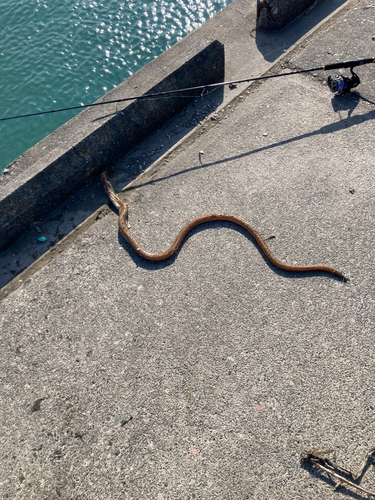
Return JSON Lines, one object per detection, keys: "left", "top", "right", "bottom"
{"left": 331, "top": 91, "right": 375, "bottom": 118}
{"left": 127, "top": 103, "right": 375, "bottom": 192}
{"left": 115, "top": 217, "right": 346, "bottom": 283}
{"left": 253, "top": 0, "right": 347, "bottom": 62}
{"left": 102, "top": 85, "right": 224, "bottom": 193}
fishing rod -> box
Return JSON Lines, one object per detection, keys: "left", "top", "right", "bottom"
{"left": 0, "top": 57, "right": 374, "bottom": 122}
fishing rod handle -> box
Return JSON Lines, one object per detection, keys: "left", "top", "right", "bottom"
{"left": 323, "top": 57, "right": 375, "bottom": 71}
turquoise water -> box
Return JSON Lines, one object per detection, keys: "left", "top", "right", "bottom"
{"left": 0, "top": 0, "right": 231, "bottom": 172}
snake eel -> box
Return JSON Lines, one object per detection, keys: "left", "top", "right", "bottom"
{"left": 102, "top": 167, "right": 346, "bottom": 281}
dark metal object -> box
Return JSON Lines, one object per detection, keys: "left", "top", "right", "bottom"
{"left": 327, "top": 68, "right": 361, "bottom": 95}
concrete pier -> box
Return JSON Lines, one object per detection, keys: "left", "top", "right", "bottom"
{"left": 2, "top": 1, "right": 375, "bottom": 499}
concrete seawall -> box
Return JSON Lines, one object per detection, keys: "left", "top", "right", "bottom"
{"left": 0, "top": 39, "right": 224, "bottom": 253}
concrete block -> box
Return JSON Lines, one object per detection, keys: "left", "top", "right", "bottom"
{"left": 257, "top": 0, "right": 318, "bottom": 31}
{"left": 0, "top": 39, "right": 224, "bottom": 253}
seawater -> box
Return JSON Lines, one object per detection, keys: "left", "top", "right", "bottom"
{"left": 0, "top": 0, "right": 231, "bottom": 172}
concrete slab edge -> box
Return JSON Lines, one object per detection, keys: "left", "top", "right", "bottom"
{"left": 0, "top": 39, "right": 224, "bottom": 253}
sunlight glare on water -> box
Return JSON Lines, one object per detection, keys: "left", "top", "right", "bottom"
{"left": 0, "top": 0, "right": 231, "bottom": 172}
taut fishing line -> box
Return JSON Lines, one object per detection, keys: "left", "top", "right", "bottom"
{"left": 1, "top": 57, "right": 374, "bottom": 122}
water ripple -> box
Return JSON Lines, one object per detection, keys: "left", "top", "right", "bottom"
{"left": 1, "top": 0, "right": 231, "bottom": 171}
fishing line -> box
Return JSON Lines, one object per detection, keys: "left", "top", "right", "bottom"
{"left": 1, "top": 57, "right": 374, "bottom": 122}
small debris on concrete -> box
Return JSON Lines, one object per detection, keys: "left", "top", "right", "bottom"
{"left": 302, "top": 447, "right": 375, "bottom": 498}
{"left": 198, "top": 151, "right": 204, "bottom": 166}
{"left": 189, "top": 444, "right": 199, "bottom": 457}
{"left": 256, "top": 402, "right": 266, "bottom": 412}
{"left": 30, "top": 397, "right": 46, "bottom": 413}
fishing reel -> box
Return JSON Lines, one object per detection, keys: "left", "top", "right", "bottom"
{"left": 327, "top": 67, "right": 360, "bottom": 95}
